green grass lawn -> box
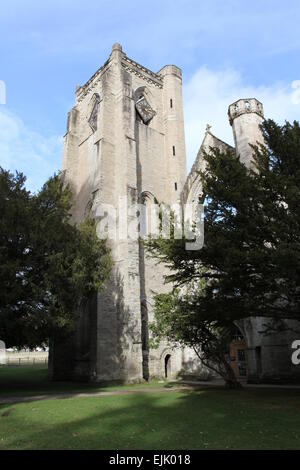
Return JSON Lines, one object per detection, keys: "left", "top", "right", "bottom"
{"left": 1, "top": 366, "right": 300, "bottom": 449}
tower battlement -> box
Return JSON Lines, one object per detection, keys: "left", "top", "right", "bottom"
{"left": 228, "top": 98, "right": 263, "bottom": 125}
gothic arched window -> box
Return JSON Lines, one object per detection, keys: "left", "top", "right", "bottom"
{"left": 140, "top": 190, "right": 158, "bottom": 238}
{"left": 88, "top": 93, "right": 100, "bottom": 132}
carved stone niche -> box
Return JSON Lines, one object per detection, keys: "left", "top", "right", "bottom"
{"left": 88, "top": 93, "right": 100, "bottom": 132}
{"left": 134, "top": 87, "right": 156, "bottom": 124}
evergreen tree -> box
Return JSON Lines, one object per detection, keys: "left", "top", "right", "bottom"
{"left": 0, "top": 169, "right": 111, "bottom": 348}
{"left": 146, "top": 119, "right": 300, "bottom": 386}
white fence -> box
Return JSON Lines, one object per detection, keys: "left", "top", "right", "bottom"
{"left": 4, "top": 351, "right": 48, "bottom": 366}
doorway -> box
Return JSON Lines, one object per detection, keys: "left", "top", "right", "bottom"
{"left": 164, "top": 354, "right": 171, "bottom": 378}
{"left": 229, "top": 327, "right": 248, "bottom": 380}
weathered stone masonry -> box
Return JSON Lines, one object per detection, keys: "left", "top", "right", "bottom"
{"left": 50, "top": 45, "right": 300, "bottom": 384}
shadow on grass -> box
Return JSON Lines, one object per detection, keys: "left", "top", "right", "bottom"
{"left": 0, "top": 366, "right": 202, "bottom": 398}
{"left": 1, "top": 387, "right": 300, "bottom": 450}
{"left": 0, "top": 365, "right": 100, "bottom": 395}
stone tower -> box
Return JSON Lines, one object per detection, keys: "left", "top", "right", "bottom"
{"left": 228, "top": 98, "right": 300, "bottom": 383}
{"left": 228, "top": 98, "right": 264, "bottom": 167}
{"left": 49, "top": 45, "right": 300, "bottom": 385}
{"left": 50, "top": 44, "right": 200, "bottom": 382}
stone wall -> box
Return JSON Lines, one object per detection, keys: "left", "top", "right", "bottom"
{"left": 52, "top": 43, "right": 201, "bottom": 383}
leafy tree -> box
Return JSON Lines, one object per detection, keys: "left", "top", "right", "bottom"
{"left": 151, "top": 288, "right": 239, "bottom": 387}
{"left": 0, "top": 169, "right": 111, "bottom": 348}
{"left": 146, "top": 119, "right": 300, "bottom": 387}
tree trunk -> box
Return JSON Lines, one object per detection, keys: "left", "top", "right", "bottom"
{"left": 198, "top": 354, "right": 242, "bottom": 389}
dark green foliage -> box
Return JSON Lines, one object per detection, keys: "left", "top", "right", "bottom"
{"left": 0, "top": 169, "right": 111, "bottom": 348}
{"left": 146, "top": 119, "right": 300, "bottom": 384}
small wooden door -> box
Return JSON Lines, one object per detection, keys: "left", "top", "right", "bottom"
{"left": 230, "top": 337, "right": 248, "bottom": 379}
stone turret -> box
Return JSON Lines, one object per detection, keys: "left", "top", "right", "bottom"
{"left": 228, "top": 98, "right": 264, "bottom": 167}
{"left": 158, "top": 65, "right": 187, "bottom": 202}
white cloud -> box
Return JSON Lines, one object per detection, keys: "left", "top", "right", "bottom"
{"left": 1, "top": 68, "right": 300, "bottom": 192}
{"left": 183, "top": 67, "right": 300, "bottom": 172}
{"left": 0, "top": 109, "right": 62, "bottom": 192}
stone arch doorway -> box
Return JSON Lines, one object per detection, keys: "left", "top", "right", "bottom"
{"left": 164, "top": 354, "right": 172, "bottom": 379}
{"left": 229, "top": 327, "right": 248, "bottom": 380}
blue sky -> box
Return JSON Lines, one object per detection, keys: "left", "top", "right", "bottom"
{"left": 0, "top": 0, "right": 300, "bottom": 191}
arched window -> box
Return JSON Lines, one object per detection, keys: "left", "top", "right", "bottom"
{"left": 84, "top": 189, "right": 99, "bottom": 217}
{"left": 88, "top": 93, "right": 100, "bottom": 132}
{"left": 140, "top": 191, "right": 158, "bottom": 238}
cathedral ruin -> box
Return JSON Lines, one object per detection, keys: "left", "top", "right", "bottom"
{"left": 49, "top": 44, "right": 300, "bottom": 384}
